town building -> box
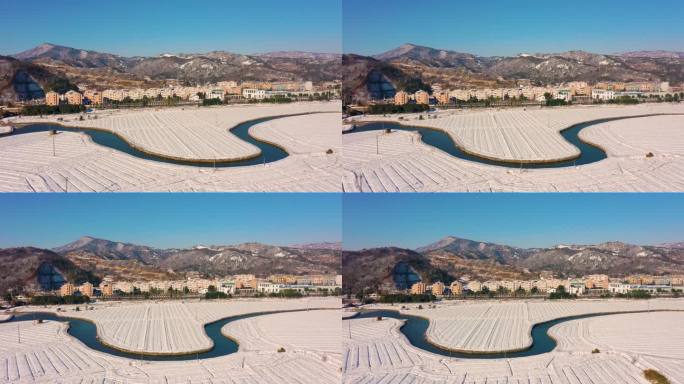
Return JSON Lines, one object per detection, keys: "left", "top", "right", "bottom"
{"left": 242, "top": 88, "right": 266, "bottom": 99}
{"left": 100, "top": 282, "right": 113, "bottom": 296}
{"left": 65, "top": 90, "right": 83, "bottom": 105}
{"left": 450, "top": 281, "right": 463, "bottom": 295}
{"left": 414, "top": 90, "right": 430, "bottom": 105}
{"left": 45, "top": 91, "right": 60, "bottom": 106}
{"left": 394, "top": 91, "right": 409, "bottom": 105}
{"left": 435, "top": 91, "right": 450, "bottom": 105}
{"left": 60, "top": 283, "right": 75, "bottom": 296}
{"left": 79, "top": 282, "right": 94, "bottom": 297}
{"left": 431, "top": 281, "right": 445, "bottom": 296}
{"left": 411, "top": 282, "right": 427, "bottom": 295}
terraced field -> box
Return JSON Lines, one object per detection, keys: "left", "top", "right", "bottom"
{"left": 343, "top": 300, "right": 684, "bottom": 384}
{"left": 0, "top": 108, "right": 342, "bottom": 192}
{"left": 13, "top": 102, "right": 338, "bottom": 161}
{"left": 0, "top": 302, "right": 342, "bottom": 383}
{"left": 372, "top": 299, "right": 684, "bottom": 353}
{"left": 15, "top": 298, "right": 339, "bottom": 355}
{"left": 343, "top": 105, "right": 684, "bottom": 192}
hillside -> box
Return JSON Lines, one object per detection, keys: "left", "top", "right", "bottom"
{"left": 342, "top": 236, "right": 684, "bottom": 294}
{"left": 0, "top": 236, "right": 341, "bottom": 294}
{"left": 344, "top": 43, "right": 684, "bottom": 103}
{"left": 0, "top": 247, "right": 98, "bottom": 294}
{"left": 1, "top": 43, "right": 341, "bottom": 102}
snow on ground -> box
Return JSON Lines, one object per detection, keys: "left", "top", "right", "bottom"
{"left": 343, "top": 300, "right": 684, "bottom": 384}
{"left": 0, "top": 107, "right": 342, "bottom": 192}
{"left": 222, "top": 309, "right": 340, "bottom": 355}
{"left": 353, "top": 103, "right": 683, "bottom": 162}
{"left": 368, "top": 299, "right": 684, "bottom": 353}
{"left": 13, "top": 102, "right": 338, "bottom": 162}
{"left": 343, "top": 105, "right": 684, "bottom": 192}
{"left": 1, "top": 301, "right": 341, "bottom": 383}
{"left": 16, "top": 298, "right": 339, "bottom": 355}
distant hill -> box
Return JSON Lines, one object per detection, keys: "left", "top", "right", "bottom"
{"left": 344, "top": 43, "right": 684, "bottom": 103}
{"left": 53, "top": 236, "right": 166, "bottom": 263}
{"left": 13, "top": 43, "right": 131, "bottom": 69}
{"left": 620, "top": 50, "right": 684, "bottom": 59}
{"left": 1, "top": 43, "right": 341, "bottom": 102}
{"left": 0, "top": 247, "right": 99, "bottom": 294}
{"left": 290, "top": 242, "right": 342, "bottom": 250}
{"left": 0, "top": 55, "right": 77, "bottom": 102}
{"left": 342, "top": 235, "right": 684, "bottom": 294}
{"left": 52, "top": 236, "right": 341, "bottom": 277}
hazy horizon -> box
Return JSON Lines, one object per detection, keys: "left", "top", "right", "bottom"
{"left": 343, "top": 0, "right": 684, "bottom": 56}
{"left": 1, "top": 0, "right": 341, "bottom": 57}
{"left": 0, "top": 194, "right": 341, "bottom": 249}
{"left": 343, "top": 194, "right": 684, "bottom": 250}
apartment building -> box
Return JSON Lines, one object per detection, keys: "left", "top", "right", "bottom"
{"left": 414, "top": 90, "right": 430, "bottom": 105}
{"left": 60, "top": 283, "right": 75, "bottom": 296}
{"left": 45, "top": 91, "right": 60, "bottom": 106}
{"left": 394, "top": 91, "right": 409, "bottom": 105}
{"left": 410, "top": 282, "right": 427, "bottom": 294}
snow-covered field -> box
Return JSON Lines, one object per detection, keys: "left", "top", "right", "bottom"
{"left": 1, "top": 299, "right": 341, "bottom": 383}
{"left": 343, "top": 104, "right": 684, "bottom": 192}
{"left": 343, "top": 299, "right": 684, "bottom": 384}
{"left": 16, "top": 297, "right": 339, "bottom": 355}
{"left": 368, "top": 299, "right": 684, "bottom": 353}
{"left": 0, "top": 103, "right": 342, "bottom": 192}
{"left": 13, "top": 102, "right": 338, "bottom": 161}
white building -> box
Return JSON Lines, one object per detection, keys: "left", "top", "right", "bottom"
{"left": 592, "top": 89, "right": 615, "bottom": 100}
{"left": 206, "top": 89, "right": 225, "bottom": 100}
{"left": 243, "top": 88, "right": 266, "bottom": 99}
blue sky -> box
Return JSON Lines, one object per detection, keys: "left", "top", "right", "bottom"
{"left": 343, "top": 0, "right": 684, "bottom": 56}
{"left": 343, "top": 194, "right": 684, "bottom": 250}
{"left": 1, "top": 0, "right": 341, "bottom": 56}
{"left": 0, "top": 194, "right": 341, "bottom": 249}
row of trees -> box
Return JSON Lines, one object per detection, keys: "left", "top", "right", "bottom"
{"left": 22, "top": 104, "right": 85, "bottom": 116}
{"left": 368, "top": 103, "right": 430, "bottom": 114}
{"left": 31, "top": 295, "right": 91, "bottom": 305}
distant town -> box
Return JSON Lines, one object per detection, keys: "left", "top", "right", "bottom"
{"left": 381, "top": 80, "right": 682, "bottom": 111}
{"left": 359, "top": 273, "right": 684, "bottom": 302}
{"left": 4, "top": 273, "right": 342, "bottom": 306}
{"left": 0, "top": 79, "right": 342, "bottom": 120}
{"left": 42, "top": 80, "right": 340, "bottom": 108}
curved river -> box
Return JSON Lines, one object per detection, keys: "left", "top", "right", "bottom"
{"left": 5, "top": 114, "right": 301, "bottom": 168}
{"left": 10, "top": 309, "right": 316, "bottom": 361}
{"left": 348, "top": 309, "right": 673, "bottom": 359}
{"left": 344, "top": 114, "right": 676, "bottom": 169}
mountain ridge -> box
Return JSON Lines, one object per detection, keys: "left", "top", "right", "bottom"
{"left": 342, "top": 235, "right": 684, "bottom": 293}
{"left": 343, "top": 43, "right": 684, "bottom": 103}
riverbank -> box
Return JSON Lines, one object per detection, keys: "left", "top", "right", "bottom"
{"left": 348, "top": 103, "right": 683, "bottom": 163}
{"left": 343, "top": 112, "right": 684, "bottom": 192}
{"left": 1, "top": 305, "right": 342, "bottom": 383}
{"left": 14, "top": 297, "right": 340, "bottom": 355}
{"left": 364, "top": 298, "right": 684, "bottom": 353}
{"left": 0, "top": 111, "right": 342, "bottom": 192}
{"left": 343, "top": 308, "right": 684, "bottom": 383}
{"left": 11, "top": 101, "right": 338, "bottom": 162}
